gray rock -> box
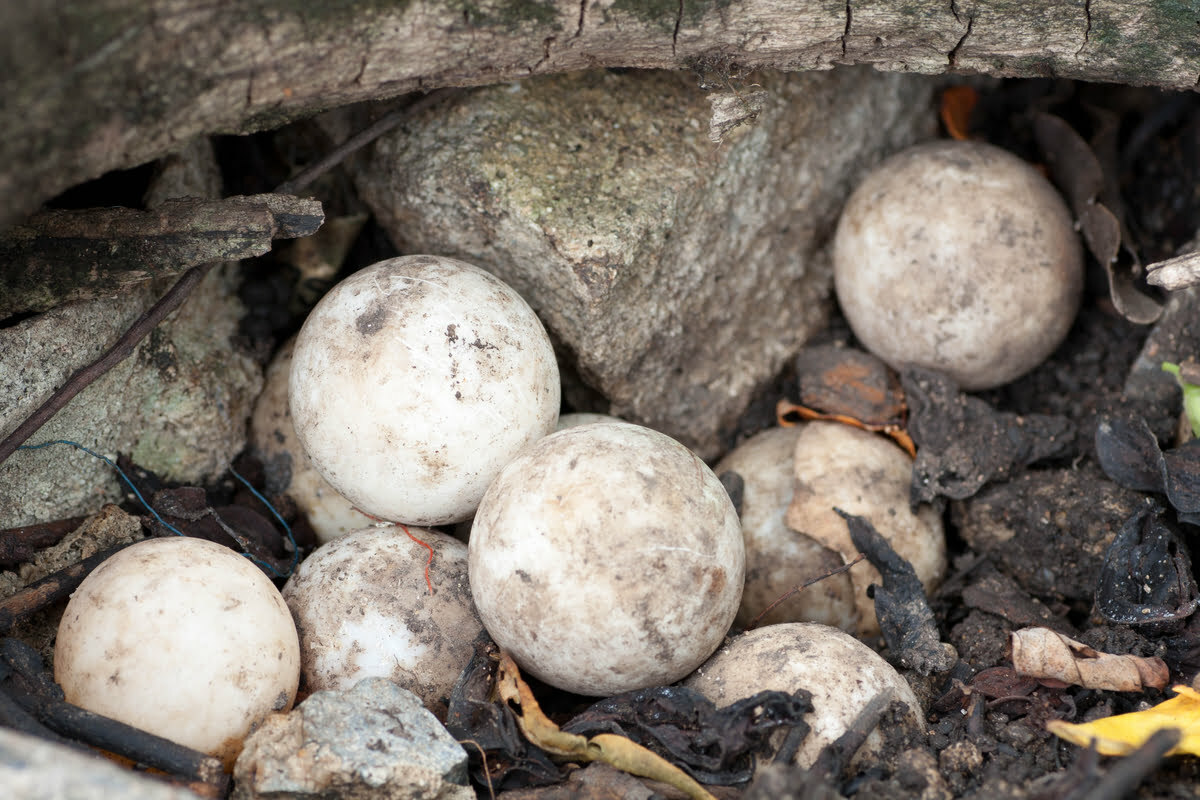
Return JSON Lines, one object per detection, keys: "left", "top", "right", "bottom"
{"left": 0, "top": 139, "right": 262, "bottom": 528}
{"left": 346, "top": 67, "right": 935, "bottom": 458}
{"left": 232, "top": 677, "right": 472, "bottom": 800}
{"left": 0, "top": 266, "right": 262, "bottom": 528}
{"left": 0, "top": 727, "right": 202, "bottom": 800}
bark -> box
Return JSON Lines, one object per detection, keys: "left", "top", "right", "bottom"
{"left": 0, "top": 195, "right": 324, "bottom": 316}
{"left": 2, "top": 0, "right": 1198, "bottom": 230}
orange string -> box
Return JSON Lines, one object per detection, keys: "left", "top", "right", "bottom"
{"left": 401, "top": 523, "right": 435, "bottom": 595}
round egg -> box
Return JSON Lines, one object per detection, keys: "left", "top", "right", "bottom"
{"left": 715, "top": 426, "right": 857, "bottom": 631}
{"left": 289, "top": 255, "right": 560, "bottom": 526}
{"left": 684, "top": 623, "right": 924, "bottom": 770}
{"left": 469, "top": 422, "right": 744, "bottom": 696}
{"left": 251, "top": 335, "right": 372, "bottom": 544}
{"left": 833, "top": 140, "right": 1082, "bottom": 390}
{"left": 54, "top": 537, "right": 300, "bottom": 769}
{"left": 282, "top": 525, "right": 483, "bottom": 711}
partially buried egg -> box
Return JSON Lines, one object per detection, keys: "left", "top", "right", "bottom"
{"left": 54, "top": 537, "right": 300, "bottom": 769}
{"left": 685, "top": 623, "right": 924, "bottom": 771}
{"left": 469, "top": 422, "right": 744, "bottom": 696}
{"left": 715, "top": 426, "right": 857, "bottom": 631}
{"left": 289, "top": 255, "right": 560, "bottom": 526}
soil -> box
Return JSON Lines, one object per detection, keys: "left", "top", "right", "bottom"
{"left": 8, "top": 76, "right": 1200, "bottom": 798}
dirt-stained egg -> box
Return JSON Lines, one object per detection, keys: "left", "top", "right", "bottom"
{"left": 282, "top": 525, "right": 483, "bottom": 711}
{"left": 289, "top": 255, "right": 560, "bottom": 526}
{"left": 834, "top": 140, "right": 1082, "bottom": 390}
{"left": 468, "top": 422, "right": 744, "bottom": 696}
{"left": 685, "top": 623, "right": 924, "bottom": 770}
{"left": 54, "top": 537, "right": 300, "bottom": 769}
{"left": 715, "top": 426, "right": 857, "bottom": 631}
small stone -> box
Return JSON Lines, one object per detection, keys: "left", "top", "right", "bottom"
{"left": 233, "top": 677, "right": 472, "bottom": 800}
{"left": 0, "top": 727, "right": 201, "bottom": 800}
{"left": 938, "top": 739, "right": 983, "bottom": 776}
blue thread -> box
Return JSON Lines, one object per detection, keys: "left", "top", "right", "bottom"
{"left": 229, "top": 466, "right": 299, "bottom": 578}
{"left": 17, "top": 440, "right": 297, "bottom": 579}
{"left": 18, "top": 440, "right": 187, "bottom": 537}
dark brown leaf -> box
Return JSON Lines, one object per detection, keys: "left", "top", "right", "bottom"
{"left": 837, "top": 509, "right": 956, "bottom": 675}
{"left": 1095, "top": 505, "right": 1199, "bottom": 625}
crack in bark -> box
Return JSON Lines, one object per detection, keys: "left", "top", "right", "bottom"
{"left": 1076, "top": 0, "right": 1092, "bottom": 56}
{"left": 950, "top": 0, "right": 961, "bottom": 25}
{"left": 948, "top": 15, "right": 973, "bottom": 67}
{"left": 672, "top": 0, "right": 682, "bottom": 56}
{"left": 533, "top": 36, "right": 556, "bottom": 72}
{"left": 575, "top": 0, "right": 586, "bottom": 38}
{"left": 842, "top": 0, "right": 852, "bottom": 58}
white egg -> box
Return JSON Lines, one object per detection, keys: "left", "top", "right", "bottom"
{"left": 282, "top": 525, "right": 483, "bottom": 711}
{"left": 715, "top": 426, "right": 857, "bottom": 631}
{"left": 834, "top": 140, "right": 1082, "bottom": 390}
{"left": 469, "top": 422, "right": 744, "bottom": 696}
{"left": 54, "top": 537, "right": 300, "bottom": 769}
{"left": 289, "top": 255, "right": 560, "bottom": 526}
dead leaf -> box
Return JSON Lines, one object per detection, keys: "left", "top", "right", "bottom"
{"left": 1047, "top": 685, "right": 1200, "bottom": 756}
{"left": 838, "top": 509, "right": 956, "bottom": 675}
{"left": 1032, "top": 111, "right": 1162, "bottom": 324}
{"left": 901, "top": 367, "right": 1075, "bottom": 506}
{"left": 495, "top": 653, "right": 718, "bottom": 800}
{"left": 1011, "top": 627, "right": 1169, "bottom": 692}
{"left": 939, "top": 86, "right": 977, "bottom": 141}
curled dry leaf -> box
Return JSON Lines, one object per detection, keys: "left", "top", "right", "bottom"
{"left": 1011, "top": 627, "right": 1169, "bottom": 692}
{"left": 1032, "top": 111, "right": 1162, "bottom": 324}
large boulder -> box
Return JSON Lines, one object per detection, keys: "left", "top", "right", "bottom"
{"left": 343, "top": 66, "right": 935, "bottom": 458}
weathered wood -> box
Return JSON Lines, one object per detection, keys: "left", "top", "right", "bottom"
{"left": 2, "top": 0, "right": 1198, "bottom": 230}
{"left": 0, "top": 195, "right": 324, "bottom": 316}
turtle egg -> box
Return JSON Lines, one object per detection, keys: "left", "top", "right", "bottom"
{"left": 833, "top": 140, "right": 1082, "bottom": 390}
{"left": 289, "top": 255, "right": 560, "bottom": 526}
{"left": 54, "top": 537, "right": 300, "bottom": 769}
{"left": 685, "top": 623, "right": 924, "bottom": 770}
{"left": 282, "top": 525, "right": 483, "bottom": 711}
{"left": 469, "top": 422, "right": 744, "bottom": 696}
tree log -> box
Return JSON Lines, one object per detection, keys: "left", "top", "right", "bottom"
{"left": 2, "top": 0, "right": 1197, "bottom": 230}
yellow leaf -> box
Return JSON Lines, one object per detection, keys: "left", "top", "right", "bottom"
{"left": 494, "top": 652, "right": 718, "bottom": 800}
{"left": 1047, "top": 685, "right": 1200, "bottom": 756}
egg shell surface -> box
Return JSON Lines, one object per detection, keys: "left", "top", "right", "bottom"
{"left": 53, "top": 537, "right": 300, "bottom": 769}
{"left": 289, "top": 255, "right": 560, "bottom": 525}
{"left": 833, "top": 140, "right": 1082, "bottom": 390}
{"left": 684, "top": 622, "right": 924, "bottom": 770}
{"left": 715, "top": 426, "right": 857, "bottom": 630}
{"left": 252, "top": 336, "right": 371, "bottom": 543}
{"left": 469, "top": 422, "right": 744, "bottom": 696}
{"left": 282, "top": 525, "right": 483, "bottom": 710}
